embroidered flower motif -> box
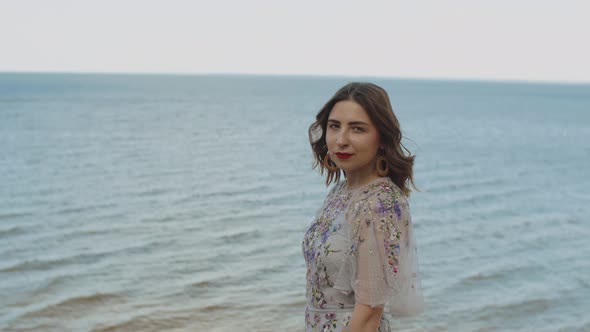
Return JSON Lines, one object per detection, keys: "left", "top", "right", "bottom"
{"left": 321, "top": 312, "right": 338, "bottom": 332}
{"left": 377, "top": 219, "right": 387, "bottom": 232}
{"left": 393, "top": 202, "right": 402, "bottom": 220}
{"left": 375, "top": 198, "right": 392, "bottom": 216}
{"left": 385, "top": 237, "right": 401, "bottom": 272}
{"left": 342, "top": 312, "right": 352, "bottom": 327}
{"left": 322, "top": 242, "right": 341, "bottom": 257}
{"left": 314, "top": 312, "right": 321, "bottom": 323}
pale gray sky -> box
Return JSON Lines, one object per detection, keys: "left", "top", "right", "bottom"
{"left": 1, "top": 0, "right": 589, "bottom": 82}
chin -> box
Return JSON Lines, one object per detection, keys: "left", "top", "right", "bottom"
{"left": 337, "top": 166, "right": 355, "bottom": 173}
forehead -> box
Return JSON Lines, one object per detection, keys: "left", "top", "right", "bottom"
{"left": 329, "top": 100, "right": 372, "bottom": 123}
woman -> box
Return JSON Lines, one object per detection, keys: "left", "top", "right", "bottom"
{"left": 302, "top": 82, "right": 425, "bottom": 332}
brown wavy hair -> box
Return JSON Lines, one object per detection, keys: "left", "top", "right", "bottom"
{"left": 308, "top": 82, "right": 419, "bottom": 197}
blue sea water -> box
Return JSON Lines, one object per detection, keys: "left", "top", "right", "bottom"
{"left": 0, "top": 73, "right": 589, "bottom": 332}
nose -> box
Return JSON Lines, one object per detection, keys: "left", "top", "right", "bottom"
{"left": 335, "top": 130, "right": 349, "bottom": 147}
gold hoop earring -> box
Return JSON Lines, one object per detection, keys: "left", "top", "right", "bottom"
{"left": 376, "top": 153, "right": 389, "bottom": 177}
{"left": 323, "top": 154, "right": 339, "bottom": 172}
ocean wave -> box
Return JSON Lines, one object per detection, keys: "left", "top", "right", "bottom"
{"left": 20, "top": 292, "right": 126, "bottom": 319}
{"left": 450, "top": 187, "right": 529, "bottom": 206}
{"left": 218, "top": 229, "right": 261, "bottom": 242}
{"left": 465, "top": 270, "right": 507, "bottom": 282}
{"left": 0, "top": 238, "right": 181, "bottom": 273}
{"left": 0, "top": 252, "right": 109, "bottom": 273}
{"left": 51, "top": 202, "right": 117, "bottom": 216}
{"left": 131, "top": 187, "right": 170, "bottom": 198}
{"left": 174, "top": 184, "right": 271, "bottom": 205}
{"left": 0, "top": 211, "right": 34, "bottom": 221}
{"left": 200, "top": 304, "right": 231, "bottom": 312}
{"left": 284, "top": 299, "right": 307, "bottom": 308}
{"left": 427, "top": 177, "right": 506, "bottom": 193}
{"left": 477, "top": 298, "right": 552, "bottom": 320}
{"left": 89, "top": 309, "right": 194, "bottom": 332}
{"left": 190, "top": 280, "right": 210, "bottom": 287}
{"left": 10, "top": 275, "right": 77, "bottom": 307}
{"left": 0, "top": 226, "right": 28, "bottom": 238}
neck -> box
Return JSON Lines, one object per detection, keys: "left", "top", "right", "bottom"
{"left": 345, "top": 167, "right": 382, "bottom": 190}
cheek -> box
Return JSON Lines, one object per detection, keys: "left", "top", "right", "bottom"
{"left": 369, "top": 132, "right": 381, "bottom": 147}
{"left": 355, "top": 133, "right": 380, "bottom": 151}
{"left": 325, "top": 132, "right": 336, "bottom": 146}
{"left": 353, "top": 133, "right": 377, "bottom": 145}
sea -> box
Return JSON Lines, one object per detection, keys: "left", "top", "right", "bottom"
{"left": 0, "top": 73, "right": 589, "bottom": 332}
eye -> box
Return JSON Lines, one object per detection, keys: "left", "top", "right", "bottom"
{"left": 352, "top": 127, "right": 364, "bottom": 132}
{"left": 328, "top": 123, "right": 339, "bottom": 129}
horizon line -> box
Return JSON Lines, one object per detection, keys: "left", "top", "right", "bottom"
{"left": 1, "top": 70, "right": 589, "bottom": 86}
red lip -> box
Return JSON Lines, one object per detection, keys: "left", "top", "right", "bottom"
{"left": 335, "top": 153, "right": 353, "bottom": 159}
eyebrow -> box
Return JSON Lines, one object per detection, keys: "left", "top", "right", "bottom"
{"left": 327, "top": 119, "right": 369, "bottom": 126}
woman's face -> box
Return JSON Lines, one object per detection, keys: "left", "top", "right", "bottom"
{"left": 326, "top": 100, "right": 381, "bottom": 175}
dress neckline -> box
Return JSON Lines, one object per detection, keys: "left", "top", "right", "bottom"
{"left": 339, "top": 176, "right": 390, "bottom": 194}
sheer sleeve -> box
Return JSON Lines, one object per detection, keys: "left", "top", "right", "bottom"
{"left": 339, "top": 188, "right": 425, "bottom": 317}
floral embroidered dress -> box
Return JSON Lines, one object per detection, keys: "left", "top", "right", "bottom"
{"left": 302, "top": 176, "right": 424, "bottom": 332}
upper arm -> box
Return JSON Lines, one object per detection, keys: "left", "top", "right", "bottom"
{"left": 352, "top": 190, "right": 403, "bottom": 307}
{"left": 347, "top": 184, "right": 424, "bottom": 324}
{"left": 356, "top": 188, "right": 425, "bottom": 317}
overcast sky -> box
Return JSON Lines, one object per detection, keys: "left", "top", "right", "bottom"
{"left": 1, "top": 0, "right": 589, "bottom": 83}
